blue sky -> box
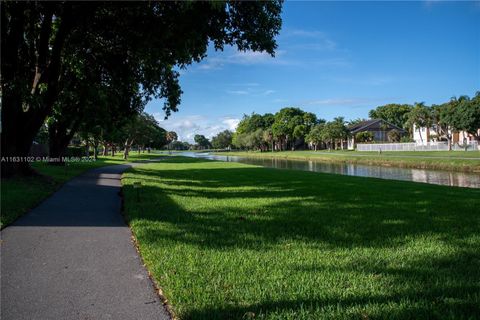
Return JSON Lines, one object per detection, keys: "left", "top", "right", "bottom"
{"left": 146, "top": 1, "right": 480, "bottom": 142}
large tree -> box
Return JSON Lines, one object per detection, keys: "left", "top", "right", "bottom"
{"left": 455, "top": 93, "right": 480, "bottom": 144}
{"left": 369, "top": 104, "right": 413, "bottom": 129}
{"left": 211, "top": 130, "right": 233, "bottom": 149}
{"left": 1, "top": 1, "right": 283, "bottom": 176}
{"left": 271, "top": 107, "right": 305, "bottom": 150}
{"left": 118, "top": 113, "right": 166, "bottom": 159}
{"left": 194, "top": 134, "right": 211, "bottom": 150}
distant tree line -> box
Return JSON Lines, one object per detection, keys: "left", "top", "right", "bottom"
{"left": 229, "top": 108, "right": 351, "bottom": 151}
{"left": 225, "top": 92, "right": 480, "bottom": 152}
{"left": 369, "top": 93, "right": 480, "bottom": 149}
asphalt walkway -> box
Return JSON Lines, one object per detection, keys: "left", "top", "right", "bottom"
{"left": 1, "top": 164, "right": 170, "bottom": 320}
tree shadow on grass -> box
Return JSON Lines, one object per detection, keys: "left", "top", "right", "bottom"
{"left": 126, "top": 165, "right": 479, "bottom": 250}
{"left": 123, "top": 157, "right": 480, "bottom": 319}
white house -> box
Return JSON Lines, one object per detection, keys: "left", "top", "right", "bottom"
{"left": 413, "top": 124, "right": 480, "bottom": 146}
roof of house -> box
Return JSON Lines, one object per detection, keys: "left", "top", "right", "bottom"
{"left": 348, "top": 119, "right": 406, "bottom": 134}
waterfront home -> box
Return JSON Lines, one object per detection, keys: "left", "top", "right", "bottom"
{"left": 348, "top": 119, "right": 406, "bottom": 150}
{"left": 412, "top": 124, "right": 480, "bottom": 146}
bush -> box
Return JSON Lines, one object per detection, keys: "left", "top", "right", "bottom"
{"left": 387, "top": 129, "right": 401, "bottom": 142}
{"left": 355, "top": 131, "right": 374, "bottom": 142}
{"left": 400, "top": 136, "right": 414, "bottom": 143}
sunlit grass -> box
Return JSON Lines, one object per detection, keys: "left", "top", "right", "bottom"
{"left": 122, "top": 157, "right": 480, "bottom": 319}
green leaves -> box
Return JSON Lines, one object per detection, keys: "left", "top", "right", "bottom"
{"left": 369, "top": 104, "right": 413, "bottom": 129}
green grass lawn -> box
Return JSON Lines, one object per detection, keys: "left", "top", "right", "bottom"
{"left": 1, "top": 152, "right": 157, "bottom": 228}
{"left": 122, "top": 157, "right": 480, "bottom": 320}
{"left": 215, "top": 150, "right": 480, "bottom": 173}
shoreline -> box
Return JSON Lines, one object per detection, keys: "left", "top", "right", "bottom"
{"left": 211, "top": 151, "right": 480, "bottom": 173}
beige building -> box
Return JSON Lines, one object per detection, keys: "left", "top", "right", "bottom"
{"left": 413, "top": 124, "right": 480, "bottom": 146}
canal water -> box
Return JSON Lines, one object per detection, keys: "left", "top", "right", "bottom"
{"left": 174, "top": 152, "right": 480, "bottom": 189}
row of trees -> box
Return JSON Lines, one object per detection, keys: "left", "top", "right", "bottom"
{"left": 233, "top": 108, "right": 323, "bottom": 151}
{"left": 229, "top": 92, "right": 480, "bottom": 152}
{"left": 2, "top": 1, "right": 283, "bottom": 176}
{"left": 370, "top": 93, "right": 480, "bottom": 149}
{"left": 163, "top": 92, "right": 480, "bottom": 153}
{"left": 229, "top": 108, "right": 354, "bottom": 151}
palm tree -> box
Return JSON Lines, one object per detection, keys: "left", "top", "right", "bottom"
{"left": 405, "top": 102, "right": 432, "bottom": 144}
{"left": 263, "top": 129, "right": 274, "bottom": 152}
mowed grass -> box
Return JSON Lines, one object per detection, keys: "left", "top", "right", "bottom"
{"left": 122, "top": 157, "right": 480, "bottom": 320}
{"left": 1, "top": 153, "right": 157, "bottom": 227}
{"left": 216, "top": 150, "right": 480, "bottom": 173}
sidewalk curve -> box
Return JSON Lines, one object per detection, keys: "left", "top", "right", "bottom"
{"left": 1, "top": 164, "right": 170, "bottom": 320}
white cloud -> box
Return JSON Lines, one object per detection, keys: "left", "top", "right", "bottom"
{"left": 225, "top": 87, "right": 276, "bottom": 97}
{"left": 195, "top": 47, "right": 290, "bottom": 71}
{"left": 222, "top": 117, "right": 240, "bottom": 131}
{"left": 299, "top": 97, "right": 396, "bottom": 107}
{"left": 153, "top": 114, "right": 240, "bottom": 143}
{"left": 226, "top": 90, "right": 249, "bottom": 95}
{"left": 231, "top": 50, "right": 276, "bottom": 64}
{"left": 282, "top": 29, "right": 337, "bottom": 51}
{"left": 234, "top": 82, "right": 260, "bottom": 87}
{"left": 304, "top": 99, "right": 362, "bottom": 106}
{"left": 198, "top": 58, "right": 224, "bottom": 70}
{"left": 334, "top": 75, "right": 393, "bottom": 86}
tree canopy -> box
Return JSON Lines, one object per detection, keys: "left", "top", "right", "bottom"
{"left": 368, "top": 104, "right": 413, "bottom": 129}
{"left": 1, "top": 1, "right": 283, "bottom": 176}
{"left": 211, "top": 130, "right": 234, "bottom": 149}
{"left": 194, "top": 134, "right": 211, "bottom": 149}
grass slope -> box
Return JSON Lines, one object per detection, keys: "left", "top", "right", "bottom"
{"left": 1, "top": 153, "right": 156, "bottom": 227}
{"left": 214, "top": 150, "right": 480, "bottom": 173}
{"left": 122, "top": 157, "right": 480, "bottom": 320}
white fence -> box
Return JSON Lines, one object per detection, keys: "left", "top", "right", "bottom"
{"left": 356, "top": 141, "right": 479, "bottom": 152}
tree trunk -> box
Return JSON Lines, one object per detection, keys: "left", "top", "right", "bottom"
{"left": 418, "top": 128, "right": 423, "bottom": 144}
{"left": 48, "top": 118, "right": 81, "bottom": 167}
{"left": 123, "top": 139, "right": 133, "bottom": 160}
{"left": 102, "top": 144, "right": 108, "bottom": 156}
{"left": 93, "top": 141, "right": 99, "bottom": 160}
{"left": 48, "top": 132, "right": 68, "bottom": 166}
{"left": 1, "top": 4, "right": 74, "bottom": 177}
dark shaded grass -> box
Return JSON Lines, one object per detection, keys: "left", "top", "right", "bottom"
{"left": 123, "top": 157, "right": 480, "bottom": 319}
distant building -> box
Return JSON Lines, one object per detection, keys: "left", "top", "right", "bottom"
{"left": 348, "top": 119, "right": 406, "bottom": 150}
{"left": 413, "top": 124, "right": 480, "bottom": 146}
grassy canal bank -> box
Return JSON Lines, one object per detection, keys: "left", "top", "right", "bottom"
{"left": 213, "top": 150, "right": 480, "bottom": 173}
{"left": 122, "top": 156, "right": 480, "bottom": 319}
{"left": 0, "top": 153, "right": 157, "bottom": 228}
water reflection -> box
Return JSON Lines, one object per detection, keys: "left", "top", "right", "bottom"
{"left": 175, "top": 152, "right": 480, "bottom": 189}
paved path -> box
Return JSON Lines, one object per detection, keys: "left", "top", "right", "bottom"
{"left": 1, "top": 164, "right": 170, "bottom": 320}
